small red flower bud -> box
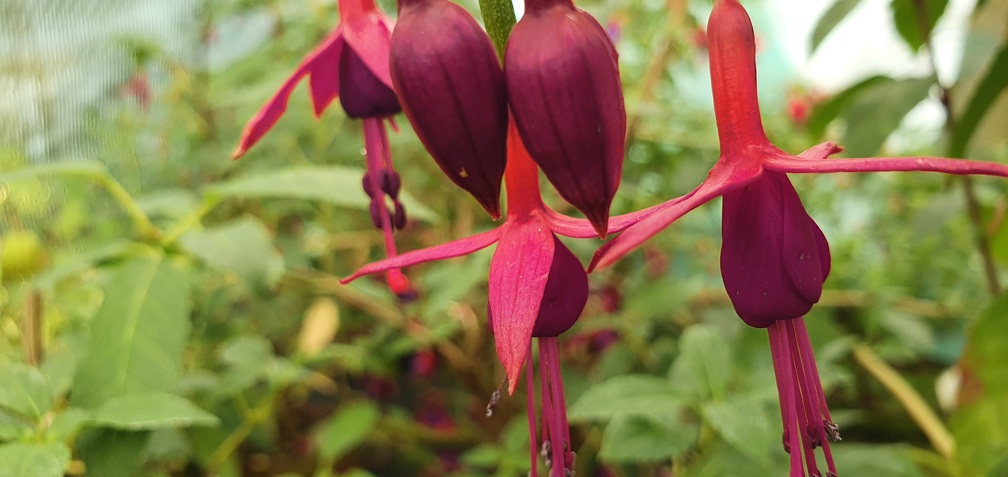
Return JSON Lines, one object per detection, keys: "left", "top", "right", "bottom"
{"left": 390, "top": 0, "right": 509, "bottom": 218}
{"left": 505, "top": 0, "right": 626, "bottom": 236}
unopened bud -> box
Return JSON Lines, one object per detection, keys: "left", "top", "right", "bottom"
{"left": 390, "top": 0, "right": 508, "bottom": 218}
{"left": 505, "top": 0, "right": 626, "bottom": 236}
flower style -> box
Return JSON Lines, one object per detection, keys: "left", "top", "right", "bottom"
{"left": 342, "top": 122, "right": 643, "bottom": 392}
{"left": 588, "top": 0, "right": 1008, "bottom": 474}
{"left": 232, "top": 0, "right": 413, "bottom": 296}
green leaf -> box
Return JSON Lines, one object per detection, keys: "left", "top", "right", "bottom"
{"left": 599, "top": 414, "right": 696, "bottom": 462}
{"left": 217, "top": 335, "right": 274, "bottom": 394}
{"left": 807, "top": 75, "right": 891, "bottom": 138}
{"left": 0, "top": 160, "right": 108, "bottom": 184}
{"left": 315, "top": 401, "right": 381, "bottom": 463}
{"left": 810, "top": 0, "right": 862, "bottom": 52}
{"left": 0, "top": 442, "right": 70, "bottom": 477}
{"left": 0, "top": 364, "right": 53, "bottom": 421}
{"left": 71, "top": 255, "right": 192, "bottom": 409}
{"left": 179, "top": 217, "right": 284, "bottom": 288}
{"left": 90, "top": 392, "right": 219, "bottom": 430}
{"left": 76, "top": 429, "right": 150, "bottom": 477}
{"left": 568, "top": 375, "right": 682, "bottom": 423}
{"left": 669, "top": 325, "right": 733, "bottom": 401}
{"left": 952, "top": 292, "right": 1008, "bottom": 476}
{"left": 950, "top": 42, "right": 1008, "bottom": 157}
{"left": 45, "top": 407, "right": 90, "bottom": 441}
{"left": 207, "top": 165, "right": 438, "bottom": 222}
{"left": 890, "top": 0, "right": 949, "bottom": 52}
{"left": 838, "top": 77, "right": 934, "bottom": 157}
{"left": 702, "top": 398, "right": 775, "bottom": 466}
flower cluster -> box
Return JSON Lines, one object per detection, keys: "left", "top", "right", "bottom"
{"left": 233, "top": 0, "right": 1008, "bottom": 475}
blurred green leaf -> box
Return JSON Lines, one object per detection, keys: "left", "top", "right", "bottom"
{"left": 669, "top": 324, "right": 733, "bottom": 400}
{"left": 599, "top": 414, "right": 695, "bottom": 462}
{"left": 0, "top": 364, "right": 53, "bottom": 421}
{"left": 45, "top": 407, "right": 90, "bottom": 441}
{"left": 949, "top": 42, "right": 1008, "bottom": 157}
{"left": 207, "top": 165, "right": 438, "bottom": 222}
{"left": 890, "top": 0, "right": 949, "bottom": 52}
{"left": 180, "top": 217, "right": 284, "bottom": 288}
{"left": 90, "top": 392, "right": 219, "bottom": 430}
{"left": 702, "top": 398, "right": 775, "bottom": 466}
{"left": 0, "top": 442, "right": 70, "bottom": 477}
{"left": 0, "top": 160, "right": 108, "bottom": 184}
{"left": 315, "top": 401, "right": 381, "bottom": 463}
{"left": 811, "top": 0, "right": 862, "bottom": 52}
{"left": 808, "top": 75, "right": 891, "bottom": 138}
{"left": 838, "top": 77, "right": 933, "bottom": 156}
{"left": 568, "top": 375, "right": 682, "bottom": 422}
{"left": 71, "top": 255, "right": 192, "bottom": 408}
{"left": 217, "top": 335, "right": 274, "bottom": 394}
{"left": 952, "top": 292, "right": 1008, "bottom": 476}
{"left": 76, "top": 429, "right": 149, "bottom": 477}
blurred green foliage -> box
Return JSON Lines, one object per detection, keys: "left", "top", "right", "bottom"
{"left": 2, "top": 0, "right": 1008, "bottom": 476}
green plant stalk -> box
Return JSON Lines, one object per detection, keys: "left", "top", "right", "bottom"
{"left": 206, "top": 395, "right": 274, "bottom": 474}
{"left": 851, "top": 343, "right": 955, "bottom": 459}
{"left": 478, "top": 0, "right": 517, "bottom": 60}
{"left": 94, "top": 174, "right": 160, "bottom": 241}
{"left": 160, "top": 196, "right": 221, "bottom": 246}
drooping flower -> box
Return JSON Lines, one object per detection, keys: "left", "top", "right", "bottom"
{"left": 589, "top": 0, "right": 1008, "bottom": 474}
{"left": 390, "top": 0, "right": 509, "bottom": 218}
{"left": 342, "top": 122, "right": 644, "bottom": 392}
{"left": 505, "top": 0, "right": 626, "bottom": 236}
{"left": 232, "top": 0, "right": 413, "bottom": 297}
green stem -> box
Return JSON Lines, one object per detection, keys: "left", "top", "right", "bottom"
{"left": 478, "top": 0, "right": 517, "bottom": 60}
{"left": 160, "top": 196, "right": 221, "bottom": 246}
{"left": 852, "top": 343, "right": 955, "bottom": 459}
{"left": 206, "top": 396, "right": 273, "bottom": 474}
{"left": 94, "top": 174, "right": 160, "bottom": 241}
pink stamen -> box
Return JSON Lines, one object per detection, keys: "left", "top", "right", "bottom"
{"left": 526, "top": 347, "right": 539, "bottom": 477}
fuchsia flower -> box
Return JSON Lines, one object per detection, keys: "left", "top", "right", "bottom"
{"left": 232, "top": 0, "right": 413, "bottom": 297}
{"left": 589, "top": 0, "right": 1008, "bottom": 475}
{"left": 342, "top": 126, "right": 628, "bottom": 476}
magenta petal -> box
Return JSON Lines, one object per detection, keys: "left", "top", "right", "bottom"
{"left": 765, "top": 151, "right": 1008, "bottom": 178}
{"left": 544, "top": 204, "right": 664, "bottom": 239}
{"left": 720, "top": 172, "right": 827, "bottom": 328}
{"left": 488, "top": 221, "right": 555, "bottom": 394}
{"left": 342, "top": 13, "right": 395, "bottom": 90}
{"left": 233, "top": 33, "right": 342, "bottom": 158}
{"left": 590, "top": 159, "right": 762, "bottom": 271}
{"left": 340, "top": 228, "right": 501, "bottom": 284}
{"left": 307, "top": 35, "right": 344, "bottom": 117}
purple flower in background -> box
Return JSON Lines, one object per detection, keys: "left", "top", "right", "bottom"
{"left": 232, "top": 0, "right": 413, "bottom": 297}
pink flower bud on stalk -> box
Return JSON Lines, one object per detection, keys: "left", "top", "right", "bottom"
{"left": 505, "top": 0, "right": 626, "bottom": 237}
{"left": 390, "top": 0, "right": 509, "bottom": 218}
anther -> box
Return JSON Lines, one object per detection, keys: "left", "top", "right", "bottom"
{"left": 824, "top": 420, "right": 841, "bottom": 442}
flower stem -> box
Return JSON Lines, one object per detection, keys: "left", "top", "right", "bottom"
{"left": 851, "top": 343, "right": 955, "bottom": 459}
{"left": 477, "top": 0, "right": 517, "bottom": 60}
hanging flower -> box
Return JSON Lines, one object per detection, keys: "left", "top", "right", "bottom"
{"left": 589, "top": 0, "right": 1008, "bottom": 474}
{"left": 232, "top": 0, "right": 413, "bottom": 297}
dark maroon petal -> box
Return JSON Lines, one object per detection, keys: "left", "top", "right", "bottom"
{"left": 506, "top": 4, "right": 625, "bottom": 236}
{"left": 390, "top": 0, "right": 508, "bottom": 218}
{"left": 720, "top": 172, "right": 828, "bottom": 328}
{"left": 339, "top": 47, "right": 402, "bottom": 118}
{"left": 533, "top": 235, "right": 588, "bottom": 337}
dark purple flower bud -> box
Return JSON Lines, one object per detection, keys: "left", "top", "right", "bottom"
{"left": 339, "top": 48, "right": 402, "bottom": 119}
{"left": 720, "top": 172, "right": 831, "bottom": 328}
{"left": 487, "top": 235, "right": 588, "bottom": 338}
{"left": 381, "top": 170, "right": 402, "bottom": 199}
{"left": 393, "top": 201, "right": 407, "bottom": 230}
{"left": 390, "top": 0, "right": 509, "bottom": 219}
{"left": 505, "top": 0, "right": 626, "bottom": 236}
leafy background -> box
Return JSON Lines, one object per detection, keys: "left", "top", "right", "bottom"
{"left": 1, "top": 0, "right": 1007, "bottom": 476}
